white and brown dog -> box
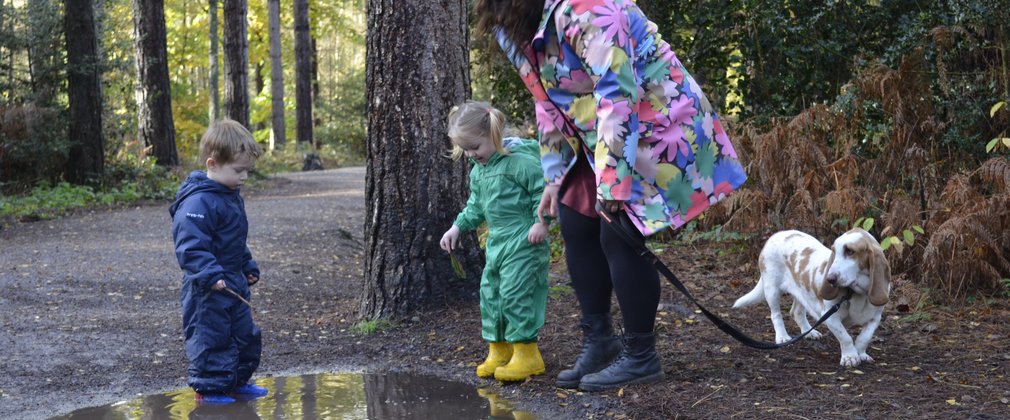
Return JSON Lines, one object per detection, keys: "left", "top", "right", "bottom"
{"left": 733, "top": 228, "right": 891, "bottom": 367}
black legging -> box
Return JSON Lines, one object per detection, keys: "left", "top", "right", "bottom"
{"left": 558, "top": 204, "right": 660, "bottom": 334}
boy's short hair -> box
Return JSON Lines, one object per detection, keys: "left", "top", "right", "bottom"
{"left": 200, "top": 119, "right": 261, "bottom": 163}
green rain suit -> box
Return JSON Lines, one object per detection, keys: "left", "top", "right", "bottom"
{"left": 454, "top": 137, "right": 550, "bottom": 343}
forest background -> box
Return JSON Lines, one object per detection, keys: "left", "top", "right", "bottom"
{"left": 0, "top": 0, "right": 1008, "bottom": 308}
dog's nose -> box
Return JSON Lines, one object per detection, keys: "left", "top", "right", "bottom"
{"left": 826, "top": 272, "right": 839, "bottom": 285}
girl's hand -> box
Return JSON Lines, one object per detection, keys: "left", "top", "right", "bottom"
{"left": 537, "top": 185, "right": 560, "bottom": 224}
{"left": 211, "top": 279, "right": 227, "bottom": 291}
{"left": 528, "top": 222, "right": 548, "bottom": 244}
{"left": 440, "top": 225, "right": 461, "bottom": 252}
{"left": 246, "top": 273, "right": 259, "bottom": 286}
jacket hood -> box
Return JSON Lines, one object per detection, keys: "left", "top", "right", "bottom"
{"left": 168, "top": 171, "right": 236, "bottom": 218}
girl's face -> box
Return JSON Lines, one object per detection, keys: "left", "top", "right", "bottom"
{"left": 207, "top": 155, "right": 256, "bottom": 189}
{"left": 459, "top": 137, "right": 496, "bottom": 165}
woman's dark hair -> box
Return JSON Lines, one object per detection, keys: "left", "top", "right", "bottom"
{"left": 473, "top": 0, "right": 543, "bottom": 49}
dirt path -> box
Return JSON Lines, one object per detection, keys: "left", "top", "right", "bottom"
{"left": 2, "top": 167, "right": 1009, "bottom": 419}
{"left": 0, "top": 169, "right": 372, "bottom": 419}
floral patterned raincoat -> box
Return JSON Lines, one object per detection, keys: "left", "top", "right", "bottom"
{"left": 498, "top": 0, "right": 748, "bottom": 236}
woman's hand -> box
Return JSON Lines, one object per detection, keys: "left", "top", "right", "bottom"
{"left": 440, "top": 225, "right": 461, "bottom": 252}
{"left": 527, "top": 222, "right": 548, "bottom": 244}
{"left": 211, "top": 279, "right": 227, "bottom": 291}
{"left": 537, "top": 185, "right": 560, "bottom": 224}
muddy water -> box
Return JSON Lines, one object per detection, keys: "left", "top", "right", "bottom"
{"left": 52, "top": 373, "right": 535, "bottom": 419}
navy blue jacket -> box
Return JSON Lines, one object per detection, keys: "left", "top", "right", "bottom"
{"left": 170, "top": 171, "right": 259, "bottom": 290}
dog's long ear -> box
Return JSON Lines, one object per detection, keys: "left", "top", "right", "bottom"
{"left": 868, "top": 240, "right": 891, "bottom": 306}
{"left": 817, "top": 248, "right": 842, "bottom": 300}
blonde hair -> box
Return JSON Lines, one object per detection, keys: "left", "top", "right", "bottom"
{"left": 200, "top": 119, "right": 260, "bottom": 163}
{"left": 446, "top": 100, "right": 508, "bottom": 161}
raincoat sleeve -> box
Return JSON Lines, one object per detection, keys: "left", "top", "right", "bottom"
{"left": 453, "top": 170, "right": 485, "bottom": 232}
{"left": 563, "top": 5, "right": 640, "bottom": 202}
{"left": 243, "top": 246, "right": 259, "bottom": 280}
{"left": 519, "top": 154, "right": 547, "bottom": 223}
{"left": 172, "top": 194, "right": 226, "bottom": 291}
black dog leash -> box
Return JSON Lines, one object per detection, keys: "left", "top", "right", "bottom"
{"left": 598, "top": 207, "right": 851, "bottom": 350}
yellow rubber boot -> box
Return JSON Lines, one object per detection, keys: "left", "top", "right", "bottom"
{"left": 476, "top": 342, "right": 513, "bottom": 378}
{"left": 494, "top": 342, "right": 545, "bottom": 382}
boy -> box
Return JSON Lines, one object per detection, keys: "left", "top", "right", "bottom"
{"left": 169, "top": 119, "right": 267, "bottom": 403}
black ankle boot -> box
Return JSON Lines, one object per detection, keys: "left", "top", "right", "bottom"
{"left": 556, "top": 313, "right": 623, "bottom": 388}
{"left": 578, "top": 331, "right": 664, "bottom": 391}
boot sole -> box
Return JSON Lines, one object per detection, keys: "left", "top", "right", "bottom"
{"left": 494, "top": 368, "right": 546, "bottom": 382}
{"left": 578, "top": 371, "right": 665, "bottom": 392}
{"left": 556, "top": 378, "right": 580, "bottom": 388}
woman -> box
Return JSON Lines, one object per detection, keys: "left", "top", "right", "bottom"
{"left": 474, "top": 0, "right": 748, "bottom": 391}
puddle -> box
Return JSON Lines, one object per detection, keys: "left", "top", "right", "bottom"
{"left": 52, "top": 372, "right": 535, "bottom": 419}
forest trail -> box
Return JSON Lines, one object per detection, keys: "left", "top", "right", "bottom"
{"left": 0, "top": 168, "right": 368, "bottom": 419}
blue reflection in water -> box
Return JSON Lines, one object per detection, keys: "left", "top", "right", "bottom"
{"left": 51, "top": 373, "right": 535, "bottom": 419}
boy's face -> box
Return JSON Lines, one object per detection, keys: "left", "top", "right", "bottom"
{"left": 206, "top": 155, "right": 255, "bottom": 189}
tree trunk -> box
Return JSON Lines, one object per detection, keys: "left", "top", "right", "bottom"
{"left": 293, "top": 0, "right": 312, "bottom": 146}
{"left": 223, "top": 0, "right": 249, "bottom": 128}
{"left": 361, "top": 0, "right": 477, "bottom": 319}
{"left": 64, "top": 0, "right": 104, "bottom": 183}
{"left": 253, "top": 60, "right": 265, "bottom": 131}
{"left": 267, "top": 0, "right": 285, "bottom": 149}
{"left": 311, "top": 35, "right": 320, "bottom": 131}
{"left": 132, "top": 0, "right": 178, "bottom": 166}
{"left": 208, "top": 0, "right": 219, "bottom": 121}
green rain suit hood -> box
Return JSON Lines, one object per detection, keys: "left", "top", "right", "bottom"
{"left": 454, "top": 137, "right": 550, "bottom": 343}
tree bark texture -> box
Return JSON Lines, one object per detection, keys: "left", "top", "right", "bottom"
{"left": 294, "top": 0, "right": 313, "bottom": 145}
{"left": 208, "top": 0, "right": 219, "bottom": 122}
{"left": 268, "top": 0, "right": 285, "bottom": 149}
{"left": 132, "top": 0, "right": 178, "bottom": 166}
{"left": 64, "top": 0, "right": 105, "bottom": 182}
{"left": 223, "top": 0, "right": 249, "bottom": 128}
{"left": 361, "top": 0, "right": 478, "bottom": 319}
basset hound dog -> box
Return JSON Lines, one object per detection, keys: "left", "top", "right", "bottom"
{"left": 733, "top": 228, "right": 891, "bottom": 367}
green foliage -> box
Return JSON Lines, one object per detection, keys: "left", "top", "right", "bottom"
{"left": 987, "top": 101, "right": 1010, "bottom": 153}
{"left": 0, "top": 106, "right": 71, "bottom": 193}
{"left": 897, "top": 288, "right": 933, "bottom": 323}
{"left": 548, "top": 284, "right": 573, "bottom": 301}
{"left": 853, "top": 217, "right": 925, "bottom": 255}
{"left": 674, "top": 221, "right": 751, "bottom": 244}
{"left": 0, "top": 153, "right": 179, "bottom": 221}
{"left": 351, "top": 319, "right": 394, "bottom": 335}
{"left": 547, "top": 221, "right": 565, "bottom": 263}
{"left": 1001, "top": 278, "right": 1010, "bottom": 298}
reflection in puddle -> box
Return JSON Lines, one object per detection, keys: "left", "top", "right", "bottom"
{"left": 52, "top": 373, "right": 535, "bottom": 419}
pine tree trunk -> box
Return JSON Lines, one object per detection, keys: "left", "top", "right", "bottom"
{"left": 132, "top": 0, "right": 178, "bottom": 166}
{"left": 361, "top": 0, "right": 478, "bottom": 319}
{"left": 64, "top": 0, "right": 104, "bottom": 182}
{"left": 293, "top": 0, "right": 312, "bottom": 146}
{"left": 311, "top": 35, "right": 320, "bottom": 131}
{"left": 223, "top": 0, "right": 249, "bottom": 128}
{"left": 267, "top": 0, "right": 285, "bottom": 149}
{"left": 208, "top": 0, "right": 219, "bottom": 122}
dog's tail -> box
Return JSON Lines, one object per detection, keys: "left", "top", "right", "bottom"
{"left": 732, "top": 278, "right": 765, "bottom": 308}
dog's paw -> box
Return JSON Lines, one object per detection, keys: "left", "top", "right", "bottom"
{"left": 858, "top": 353, "right": 874, "bottom": 363}
{"left": 775, "top": 334, "right": 792, "bottom": 344}
{"left": 839, "top": 354, "right": 861, "bottom": 367}
{"left": 805, "top": 330, "right": 823, "bottom": 340}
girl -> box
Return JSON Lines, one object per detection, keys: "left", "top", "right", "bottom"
{"left": 474, "top": 0, "right": 748, "bottom": 391}
{"left": 439, "top": 100, "right": 551, "bottom": 382}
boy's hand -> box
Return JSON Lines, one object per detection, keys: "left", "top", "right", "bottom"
{"left": 440, "top": 225, "right": 461, "bottom": 252}
{"left": 211, "top": 279, "right": 226, "bottom": 291}
{"left": 528, "top": 222, "right": 548, "bottom": 244}
{"left": 246, "top": 273, "right": 259, "bottom": 286}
